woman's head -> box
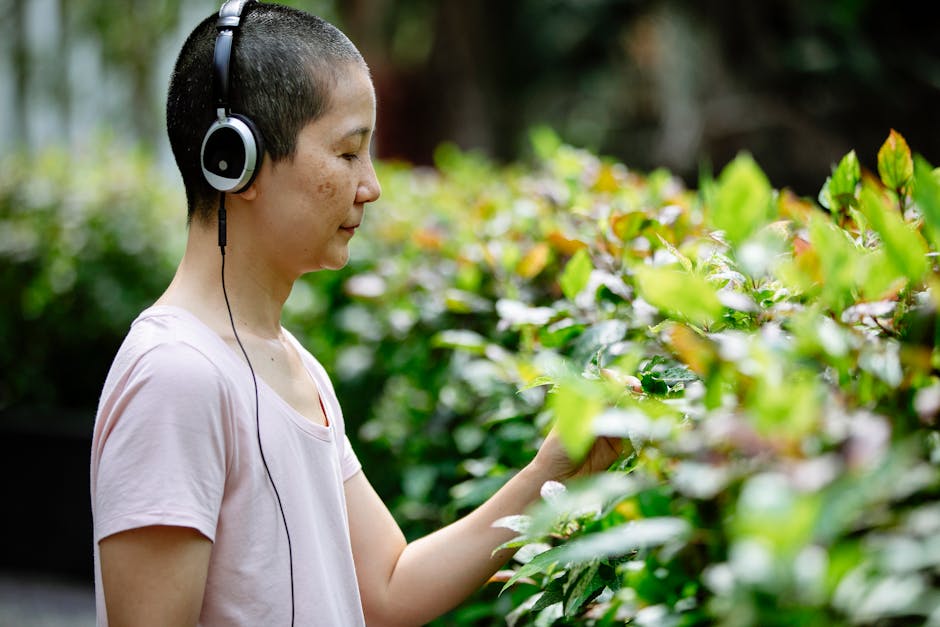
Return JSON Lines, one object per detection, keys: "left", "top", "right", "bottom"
{"left": 166, "top": 3, "right": 367, "bottom": 223}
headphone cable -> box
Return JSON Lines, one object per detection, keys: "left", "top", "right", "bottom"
{"left": 219, "top": 193, "right": 296, "bottom": 626}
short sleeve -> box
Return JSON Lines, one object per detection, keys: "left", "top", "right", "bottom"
{"left": 92, "top": 341, "right": 231, "bottom": 543}
{"left": 340, "top": 434, "right": 362, "bottom": 482}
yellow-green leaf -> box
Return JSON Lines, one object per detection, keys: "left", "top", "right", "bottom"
{"left": 549, "top": 377, "right": 604, "bottom": 461}
{"left": 530, "top": 125, "right": 563, "bottom": 162}
{"left": 858, "top": 249, "right": 906, "bottom": 301}
{"left": 634, "top": 266, "right": 723, "bottom": 327}
{"left": 807, "top": 215, "right": 862, "bottom": 313}
{"left": 859, "top": 181, "right": 928, "bottom": 282}
{"left": 827, "top": 150, "right": 861, "bottom": 212}
{"left": 913, "top": 155, "right": 940, "bottom": 250}
{"left": 877, "top": 129, "right": 914, "bottom": 193}
{"left": 559, "top": 248, "right": 593, "bottom": 301}
{"left": 710, "top": 153, "right": 773, "bottom": 246}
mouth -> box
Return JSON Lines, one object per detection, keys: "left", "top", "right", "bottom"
{"left": 340, "top": 224, "right": 360, "bottom": 235}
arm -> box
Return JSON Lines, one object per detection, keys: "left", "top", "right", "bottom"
{"left": 99, "top": 525, "right": 212, "bottom": 627}
{"left": 92, "top": 342, "right": 231, "bottom": 625}
{"left": 346, "top": 431, "right": 623, "bottom": 627}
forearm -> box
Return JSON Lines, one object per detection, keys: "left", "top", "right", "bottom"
{"left": 379, "top": 462, "right": 552, "bottom": 626}
{"left": 348, "top": 432, "right": 624, "bottom": 627}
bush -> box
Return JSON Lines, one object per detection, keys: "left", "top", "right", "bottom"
{"left": 0, "top": 141, "right": 184, "bottom": 413}
{"left": 3, "top": 129, "right": 939, "bottom": 624}
{"left": 297, "top": 128, "right": 940, "bottom": 625}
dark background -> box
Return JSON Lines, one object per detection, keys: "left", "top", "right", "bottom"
{"left": 343, "top": 0, "right": 940, "bottom": 196}
{"left": 4, "top": 0, "right": 938, "bottom": 194}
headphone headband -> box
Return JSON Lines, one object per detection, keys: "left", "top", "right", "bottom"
{"left": 219, "top": 0, "right": 253, "bottom": 19}
{"left": 212, "top": 0, "right": 254, "bottom": 118}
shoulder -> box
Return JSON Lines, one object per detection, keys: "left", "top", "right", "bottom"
{"left": 129, "top": 341, "right": 224, "bottom": 395}
{"left": 101, "top": 306, "right": 245, "bottom": 413}
{"left": 94, "top": 308, "right": 242, "bottom": 478}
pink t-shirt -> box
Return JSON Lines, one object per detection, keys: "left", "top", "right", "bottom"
{"left": 90, "top": 305, "right": 366, "bottom": 626}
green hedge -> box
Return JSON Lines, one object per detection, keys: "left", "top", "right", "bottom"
{"left": 0, "top": 142, "right": 184, "bottom": 413}
{"left": 3, "top": 129, "right": 939, "bottom": 625}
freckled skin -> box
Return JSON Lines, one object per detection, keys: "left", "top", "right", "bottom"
{"left": 317, "top": 181, "right": 337, "bottom": 198}
{"left": 247, "top": 64, "right": 381, "bottom": 275}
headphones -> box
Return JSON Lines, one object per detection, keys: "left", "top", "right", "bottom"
{"left": 201, "top": 0, "right": 264, "bottom": 193}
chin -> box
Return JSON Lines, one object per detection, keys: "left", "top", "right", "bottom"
{"left": 303, "top": 245, "right": 351, "bottom": 273}
{"left": 320, "top": 255, "right": 350, "bottom": 272}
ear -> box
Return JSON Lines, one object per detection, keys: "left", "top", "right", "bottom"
{"left": 235, "top": 183, "right": 258, "bottom": 201}
{"left": 235, "top": 159, "right": 269, "bottom": 201}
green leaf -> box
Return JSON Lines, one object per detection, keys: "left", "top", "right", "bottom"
{"left": 519, "top": 375, "right": 558, "bottom": 391}
{"left": 564, "top": 562, "right": 605, "bottom": 618}
{"left": 431, "top": 329, "right": 489, "bottom": 354}
{"left": 858, "top": 181, "right": 928, "bottom": 282}
{"left": 805, "top": 215, "right": 863, "bottom": 312}
{"left": 857, "top": 249, "right": 905, "bottom": 302}
{"left": 501, "top": 546, "right": 566, "bottom": 593}
{"left": 570, "top": 319, "right": 628, "bottom": 366}
{"left": 827, "top": 150, "right": 861, "bottom": 212}
{"left": 560, "top": 248, "right": 593, "bottom": 301}
{"left": 527, "top": 473, "right": 639, "bottom": 539}
{"left": 877, "top": 129, "right": 914, "bottom": 193}
{"left": 710, "top": 153, "right": 774, "bottom": 246}
{"left": 732, "top": 473, "right": 820, "bottom": 557}
{"left": 818, "top": 176, "right": 834, "bottom": 211}
{"left": 531, "top": 578, "right": 566, "bottom": 611}
{"left": 656, "top": 234, "right": 694, "bottom": 273}
{"left": 634, "top": 266, "right": 723, "bottom": 327}
{"left": 493, "top": 514, "right": 532, "bottom": 534}
{"left": 530, "top": 126, "right": 563, "bottom": 162}
{"left": 746, "top": 367, "right": 821, "bottom": 438}
{"left": 444, "top": 288, "right": 492, "bottom": 313}
{"left": 639, "top": 362, "right": 698, "bottom": 396}
{"left": 549, "top": 376, "right": 605, "bottom": 461}
{"left": 553, "top": 517, "right": 690, "bottom": 563}
{"left": 913, "top": 155, "right": 940, "bottom": 250}
{"left": 539, "top": 321, "right": 584, "bottom": 349}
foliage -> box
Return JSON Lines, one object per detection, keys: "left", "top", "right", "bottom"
{"left": 3, "top": 128, "right": 940, "bottom": 625}
{"left": 293, "top": 128, "right": 940, "bottom": 625}
{"left": 0, "top": 141, "right": 184, "bottom": 411}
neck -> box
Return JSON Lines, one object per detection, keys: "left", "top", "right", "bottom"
{"left": 158, "top": 216, "right": 293, "bottom": 339}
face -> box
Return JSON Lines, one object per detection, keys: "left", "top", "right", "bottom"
{"left": 248, "top": 63, "right": 381, "bottom": 276}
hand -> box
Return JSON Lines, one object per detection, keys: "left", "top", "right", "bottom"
{"left": 530, "top": 427, "right": 625, "bottom": 483}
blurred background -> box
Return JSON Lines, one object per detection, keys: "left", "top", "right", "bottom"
{"left": 4, "top": 0, "right": 939, "bottom": 192}
{"left": 1, "top": 0, "right": 938, "bottom": 624}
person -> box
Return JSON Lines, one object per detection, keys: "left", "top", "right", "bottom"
{"left": 89, "top": 2, "right": 622, "bottom": 626}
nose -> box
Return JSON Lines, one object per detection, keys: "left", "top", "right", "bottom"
{"left": 356, "top": 158, "right": 382, "bottom": 204}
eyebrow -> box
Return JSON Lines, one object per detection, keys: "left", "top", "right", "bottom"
{"left": 341, "top": 126, "right": 372, "bottom": 141}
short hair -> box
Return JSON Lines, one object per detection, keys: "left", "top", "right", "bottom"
{"left": 166, "top": 3, "right": 366, "bottom": 223}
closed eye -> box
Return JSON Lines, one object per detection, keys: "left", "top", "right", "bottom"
{"left": 342, "top": 153, "right": 360, "bottom": 162}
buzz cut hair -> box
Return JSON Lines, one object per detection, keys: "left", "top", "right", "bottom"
{"left": 166, "top": 3, "right": 367, "bottom": 223}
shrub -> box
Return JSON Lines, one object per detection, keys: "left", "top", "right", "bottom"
{"left": 295, "top": 128, "right": 940, "bottom": 625}
{"left": 3, "top": 128, "right": 938, "bottom": 625}
{"left": 0, "top": 141, "right": 183, "bottom": 413}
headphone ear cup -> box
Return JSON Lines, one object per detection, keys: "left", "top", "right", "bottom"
{"left": 200, "top": 114, "right": 264, "bottom": 193}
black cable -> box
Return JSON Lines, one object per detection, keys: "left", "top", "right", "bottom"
{"left": 219, "top": 193, "right": 296, "bottom": 626}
